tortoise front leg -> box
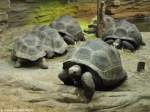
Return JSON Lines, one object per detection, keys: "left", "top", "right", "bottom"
{"left": 38, "top": 58, "right": 48, "bottom": 69}
{"left": 122, "top": 41, "right": 135, "bottom": 52}
{"left": 11, "top": 50, "right": 17, "bottom": 61}
{"left": 14, "top": 58, "right": 22, "bottom": 68}
{"left": 81, "top": 72, "right": 95, "bottom": 102}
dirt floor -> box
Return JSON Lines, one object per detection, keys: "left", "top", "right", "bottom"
{"left": 0, "top": 25, "right": 150, "bottom": 112}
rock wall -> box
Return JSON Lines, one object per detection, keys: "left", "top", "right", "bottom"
{"left": 0, "top": 0, "right": 10, "bottom": 32}
{"left": 8, "top": 1, "right": 33, "bottom": 27}
{"left": 106, "top": 0, "right": 150, "bottom": 19}
{"left": 8, "top": 0, "right": 77, "bottom": 27}
{"left": 75, "top": 0, "right": 97, "bottom": 2}
{"left": 7, "top": 1, "right": 96, "bottom": 27}
{"left": 0, "top": 0, "right": 150, "bottom": 30}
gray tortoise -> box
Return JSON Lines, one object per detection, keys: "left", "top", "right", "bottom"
{"left": 32, "top": 25, "right": 68, "bottom": 58}
{"left": 102, "top": 20, "right": 145, "bottom": 51}
{"left": 50, "top": 15, "right": 85, "bottom": 45}
{"left": 84, "top": 15, "right": 115, "bottom": 35}
{"left": 11, "top": 32, "right": 48, "bottom": 69}
{"left": 59, "top": 39, "right": 127, "bottom": 102}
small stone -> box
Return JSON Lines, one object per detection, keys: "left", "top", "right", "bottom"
{"left": 137, "top": 61, "right": 145, "bottom": 72}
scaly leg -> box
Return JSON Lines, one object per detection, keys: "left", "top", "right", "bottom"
{"left": 81, "top": 72, "right": 95, "bottom": 102}
{"left": 58, "top": 69, "right": 74, "bottom": 85}
{"left": 38, "top": 58, "right": 48, "bottom": 69}
{"left": 14, "top": 59, "right": 22, "bottom": 68}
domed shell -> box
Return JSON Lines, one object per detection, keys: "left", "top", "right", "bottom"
{"left": 33, "top": 25, "right": 67, "bottom": 55}
{"left": 14, "top": 32, "right": 46, "bottom": 61}
{"left": 102, "top": 20, "right": 144, "bottom": 48}
{"left": 50, "top": 15, "right": 85, "bottom": 42}
{"left": 63, "top": 39, "right": 127, "bottom": 87}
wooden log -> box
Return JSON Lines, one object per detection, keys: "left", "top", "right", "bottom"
{"left": 97, "top": 0, "right": 105, "bottom": 38}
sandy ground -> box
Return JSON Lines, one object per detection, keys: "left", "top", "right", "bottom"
{"left": 0, "top": 26, "right": 150, "bottom": 112}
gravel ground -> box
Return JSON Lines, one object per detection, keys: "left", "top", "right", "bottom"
{"left": 0, "top": 26, "right": 150, "bottom": 112}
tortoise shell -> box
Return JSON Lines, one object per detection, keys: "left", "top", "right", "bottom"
{"left": 63, "top": 39, "right": 127, "bottom": 87}
{"left": 33, "top": 25, "right": 67, "bottom": 55}
{"left": 13, "top": 32, "right": 46, "bottom": 61}
{"left": 50, "top": 15, "right": 85, "bottom": 42}
{"left": 102, "top": 20, "right": 145, "bottom": 49}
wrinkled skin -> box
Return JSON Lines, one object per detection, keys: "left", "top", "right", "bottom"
{"left": 59, "top": 65, "right": 96, "bottom": 102}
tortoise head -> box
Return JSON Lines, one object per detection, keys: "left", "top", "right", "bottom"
{"left": 113, "top": 39, "right": 121, "bottom": 48}
{"left": 68, "top": 65, "right": 82, "bottom": 77}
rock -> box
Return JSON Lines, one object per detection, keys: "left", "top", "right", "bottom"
{"left": 0, "top": 0, "right": 11, "bottom": 10}
{"left": 25, "top": 0, "right": 35, "bottom": 3}
{"left": 8, "top": 1, "right": 76, "bottom": 27}
{"left": 25, "top": 0, "right": 39, "bottom": 3}
{"left": 0, "top": 0, "right": 10, "bottom": 32}
{"left": 113, "top": 0, "right": 121, "bottom": 6}
{"left": 0, "top": 12, "right": 8, "bottom": 22}
{"left": 8, "top": 2, "right": 33, "bottom": 27}
{"left": 0, "top": 12, "right": 8, "bottom": 32}
{"left": 106, "top": 0, "right": 150, "bottom": 19}
{"left": 137, "top": 61, "right": 145, "bottom": 72}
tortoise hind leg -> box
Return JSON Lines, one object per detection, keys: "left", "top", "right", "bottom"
{"left": 81, "top": 72, "right": 95, "bottom": 102}
{"left": 122, "top": 41, "right": 135, "bottom": 52}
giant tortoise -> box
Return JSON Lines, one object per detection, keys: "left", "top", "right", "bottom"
{"left": 50, "top": 15, "right": 85, "bottom": 45}
{"left": 59, "top": 39, "right": 127, "bottom": 102}
{"left": 11, "top": 32, "right": 48, "bottom": 69}
{"left": 102, "top": 20, "right": 145, "bottom": 51}
{"left": 32, "top": 25, "right": 68, "bottom": 58}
